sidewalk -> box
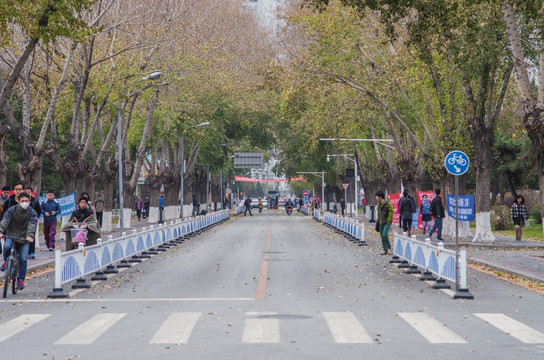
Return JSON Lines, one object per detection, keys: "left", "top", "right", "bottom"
{"left": 363, "top": 218, "right": 544, "bottom": 283}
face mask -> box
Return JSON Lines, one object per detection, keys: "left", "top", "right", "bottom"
{"left": 20, "top": 202, "right": 30, "bottom": 210}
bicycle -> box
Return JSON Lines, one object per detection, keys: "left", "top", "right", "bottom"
{"left": 447, "top": 154, "right": 467, "bottom": 166}
{"left": 2, "top": 238, "right": 23, "bottom": 298}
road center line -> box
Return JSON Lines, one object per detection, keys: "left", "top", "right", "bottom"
{"left": 255, "top": 221, "right": 273, "bottom": 300}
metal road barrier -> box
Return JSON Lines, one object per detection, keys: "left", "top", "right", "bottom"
{"left": 234, "top": 205, "right": 244, "bottom": 215}
{"left": 321, "top": 211, "right": 365, "bottom": 246}
{"left": 300, "top": 205, "right": 309, "bottom": 215}
{"left": 391, "top": 232, "right": 473, "bottom": 299}
{"left": 312, "top": 209, "right": 321, "bottom": 221}
{"left": 48, "top": 210, "right": 230, "bottom": 298}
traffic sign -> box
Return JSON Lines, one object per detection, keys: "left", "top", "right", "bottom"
{"left": 342, "top": 183, "right": 349, "bottom": 190}
{"left": 444, "top": 151, "right": 469, "bottom": 176}
{"left": 303, "top": 190, "right": 309, "bottom": 196}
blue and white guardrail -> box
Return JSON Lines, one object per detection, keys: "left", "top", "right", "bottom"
{"left": 234, "top": 205, "right": 244, "bottom": 215}
{"left": 49, "top": 210, "right": 230, "bottom": 298}
{"left": 322, "top": 211, "right": 365, "bottom": 245}
{"left": 392, "top": 232, "right": 469, "bottom": 292}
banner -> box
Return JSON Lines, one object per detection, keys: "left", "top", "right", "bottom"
{"left": 416, "top": 191, "right": 436, "bottom": 230}
{"left": 387, "top": 192, "right": 401, "bottom": 225}
{"left": 446, "top": 194, "right": 475, "bottom": 221}
{"left": 234, "top": 176, "right": 305, "bottom": 183}
{"left": 39, "top": 192, "right": 76, "bottom": 218}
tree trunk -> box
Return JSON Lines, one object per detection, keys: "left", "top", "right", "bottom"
{"left": 472, "top": 131, "right": 496, "bottom": 242}
{"left": 0, "top": 126, "right": 10, "bottom": 186}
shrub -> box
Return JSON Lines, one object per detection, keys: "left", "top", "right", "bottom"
{"left": 491, "top": 205, "right": 511, "bottom": 230}
{"left": 529, "top": 206, "right": 542, "bottom": 224}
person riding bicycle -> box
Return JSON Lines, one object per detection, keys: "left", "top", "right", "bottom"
{"left": 0, "top": 192, "right": 38, "bottom": 290}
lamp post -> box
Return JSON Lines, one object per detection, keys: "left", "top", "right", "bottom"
{"left": 180, "top": 121, "right": 210, "bottom": 219}
{"left": 219, "top": 144, "right": 227, "bottom": 209}
{"left": 296, "top": 171, "right": 325, "bottom": 209}
{"left": 118, "top": 71, "right": 161, "bottom": 234}
{"left": 327, "top": 154, "right": 357, "bottom": 218}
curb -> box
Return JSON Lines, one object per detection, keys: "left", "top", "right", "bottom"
{"left": 469, "top": 257, "right": 544, "bottom": 283}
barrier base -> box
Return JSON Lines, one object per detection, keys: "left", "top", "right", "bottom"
{"left": 405, "top": 266, "right": 421, "bottom": 274}
{"left": 453, "top": 288, "right": 474, "bottom": 300}
{"left": 104, "top": 265, "right": 119, "bottom": 274}
{"left": 117, "top": 260, "right": 131, "bottom": 268}
{"left": 138, "top": 253, "right": 151, "bottom": 259}
{"left": 155, "top": 247, "right": 167, "bottom": 252}
{"left": 147, "top": 249, "right": 159, "bottom": 254}
{"left": 47, "top": 287, "right": 68, "bottom": 298}
{"left": 358, "top": 241, "right": 367, "bottom": 246}
{"left": 397, "top": 261, "right": 410, "bottom": 269}
{"left": 71, "top": 278, "right": 91, "bottom": 289}
{"left": 431, "top": 279, "right": 451, "bottom": 289}
{"left": 91, "top": 271, "right": 108, "bottom": 281}
{"left": 129, "top": 256, "right": 143, "bottom": 262}
{"left": 419, "top": 271, "right": 436, "bottom": 281}
{"left": 389, "top": 256, "right": 402, "bottom": 264}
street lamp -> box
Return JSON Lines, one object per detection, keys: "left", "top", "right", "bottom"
{"left": 180, "top": 121, "right": 210, "bottom": 219}
{"left": 118, "top": 71, "right": 161, "bottom": 234}
{"left": 327, "top": 154, "right": 358, "bottom": 218}
{"left": 296, "top": 171, "right": 325, "bottom": 209}
{"left": 219, "top": 144, "right": 227, "bottom": 209}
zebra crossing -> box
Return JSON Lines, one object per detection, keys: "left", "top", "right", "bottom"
{"left": 0, "top": 311, "right": 543, "bottom": 346}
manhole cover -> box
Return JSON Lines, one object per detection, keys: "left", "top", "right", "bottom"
{"left": 257, "top": 315, "right": 312, "bottom": 320}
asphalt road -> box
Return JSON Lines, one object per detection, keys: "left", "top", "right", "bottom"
{"left": 1, "top": 210, "right": 544, "bottom": 359}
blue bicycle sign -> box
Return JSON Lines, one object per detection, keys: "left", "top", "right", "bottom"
{"left": 444, "top": 151, "right": 469, "bottom": 175}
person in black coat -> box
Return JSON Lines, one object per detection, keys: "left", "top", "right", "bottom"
{"left": 399, "top": 190, "right": 414, "bottom": 236}
{"left": 429, "top": 188, "right": 445, "bottom": 241}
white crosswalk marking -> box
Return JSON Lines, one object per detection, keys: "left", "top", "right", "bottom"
{"left": 474, "top": 313, "right": 544, "bottom": 344}
{"left": 150, "top": 312, "right": 202, "bottom": 344}
{"left": 55, "top": 313, "right": 127, "bottom": 345}
{"left": 242, "top": 312, "right": 280, "bottom": 343}
{"left": 0, "top": 314, "right": 51, "bottom": 343}
{"left": 323, "top": 312, "right": 372, "bottom": 343}
{"left": 398, "top": 312, "right": 467, "bottom": 344}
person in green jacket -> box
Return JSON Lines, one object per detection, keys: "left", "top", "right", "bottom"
{"left": 376, "top": 190, "right": 393, "bottom": 255}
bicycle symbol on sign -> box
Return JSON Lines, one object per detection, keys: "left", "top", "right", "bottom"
{"left": 447, "top": 154, "right": 467, "bottom": 166}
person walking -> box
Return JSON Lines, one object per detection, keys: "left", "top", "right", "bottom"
{"left": 429, "top": 188, "right": 445, "bottom": 241}
{"left": 143, "top": 195, "right": 150, "bottom": 219}
{"left": 376, "top": 190, "right": 393, "bottom": 255}
{"left": 24, "top": 186, "right": 41, "bottom": 259}
{"left": 399, "top": 190, "right": 414, "bottom": 237}
{"left": 420, "top": 194, "right": 432, "bottom": 236}
{"left": 192, "top": 195, "right": 200, "bottom": 216}
{"left": 41, "top": 191, "right": 61, "bottom": 251}
{"left": 0, "top": 192, "right": 38, "bottom": 290}
{"left": 158, "top": 192, "right": 165, "bottom": 223}
{"left": 0, "top": 185, "right": 9, "bottom": 216}
{"left": 244, "top": 196, "right": 253, "bottom": 216}
{"left": 340, "top": 198, "right": 346, "bottom": 216}
{"left": 134, "top": 196, "right": 144, "bottom": 221}
{"left": 4, "top": 182, "right": 24, "bottom": 210}
{"left": 95, "top": 194, "right": 104, "bottom": 227}
{"left": 511, "top": 195, "right": 528, "bottom": 241}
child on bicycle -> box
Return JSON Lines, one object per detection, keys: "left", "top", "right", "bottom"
{"left": 0, "top": 192, "right": 38, "bottom": 290}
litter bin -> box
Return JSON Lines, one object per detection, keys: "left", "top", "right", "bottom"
{"left": 369, "top": 205, "right": 376, "bottom": 223}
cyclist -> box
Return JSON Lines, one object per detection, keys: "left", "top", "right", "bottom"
{"left": 0, "top": 192, "right": 38, "bottom": 290}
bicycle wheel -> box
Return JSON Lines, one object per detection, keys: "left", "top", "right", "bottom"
{"left": 11, "top": 258, "right": 19, "bottom": 295}
{"left": 3, "top": 257, "right": 13, "bottom": 298}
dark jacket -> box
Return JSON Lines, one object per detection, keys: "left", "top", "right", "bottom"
{"left": 399, "top": 197, "right": 414, "bottom": 220}
{"left": 378, "top": 200, "right": 394, "bottom": 225}
{"left": 41, "top": 199, "right": 61, "bottom": 223}
{"left": 0, "top": 205, "right": 38, "bottom": 242}
{"left": 244, "top": 198, "right": 251, "bottom": 207}
{"left": 430, "top": 196, "right": 445, "bottom": 218}
{"left": 69, "top": 207, "right": 95, "bottom": 223}
{"left": 95, "top": 199, "right": 104, "bottom": 213}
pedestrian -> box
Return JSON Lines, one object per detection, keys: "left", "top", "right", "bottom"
{"left": 158, "top": 192, "right": 165, "bottom": 223}
{"left": 244, "top": 196, "right": 253, "bottom": 216}
{"left": 41, "top": 190, "right": 61, "bottom": 251}
{"left": 95, "top": 194, "right": 104, "bottom": 227}
{"left": 399, "top": 190, "right": 414, "bottom": 237}
{"left": 298, "top": 197, "right": 304, "bottom": 212}
{"left": 0, "top": 185, "right": 10, "bottom": 213}
{"left": 316, "top": 196, "right": 321, "bottom": 208}
{"left": 0, "top": 191, "right": 38, "bottom": 290}
{"left": 375, "top": 190, "right": 393, "bottom": 255}
{"left": 143, "top": 195, "right": 150, "bottom": 219}
{"left": 340, "top": 198, "right": 346, "bottom": 216}
{"left": 4, "top": 182, "right": 24, "bottom": 210}
{"left": 24, "top": 186, "right": 41, "bottom": 259}
{"left": 511, "top": 195, "right": 528, "bottom": 241}
{"left": 192, "top": 195, "right": 200, "bottom": 216}
{"left": 62, "top": 197, "right": 101, "bottom": 251}
{"left": 134, "top": 195, "right": 144, "bottom": 221}
{"left": 420, "top": 194, "right": 432, "bottom": 236}
{"left": 429, "top": 188, "right": 445, "bottom": 241}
